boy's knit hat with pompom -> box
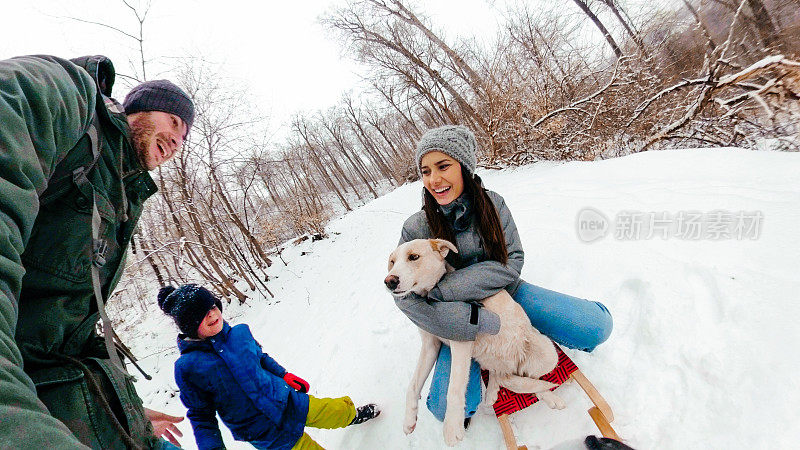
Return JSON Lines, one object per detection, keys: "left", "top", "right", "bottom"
{"left": 158, "top": 284, "right": 223, "bottom": 338}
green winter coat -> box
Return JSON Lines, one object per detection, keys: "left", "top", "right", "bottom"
{"left": 0, "top": 55, "right": 159, "bottom": 449}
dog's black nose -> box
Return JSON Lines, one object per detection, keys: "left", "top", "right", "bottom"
{"left": 384, "top": 275, "right": 399, "bottom": 290}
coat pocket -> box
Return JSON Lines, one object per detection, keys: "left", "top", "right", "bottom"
{"left": 30, "top": 359, "right": 155, "bottom": 450}
{"left": 24, "top": 177, "right": 119, "bottom": 285}
{"left": 88, "top": 357, "right": 155, "bottom": 446}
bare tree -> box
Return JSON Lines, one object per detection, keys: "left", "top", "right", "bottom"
{"left": 325, "top": 1, "right": 490, "bottom": 144}
{"left": 294, "top": 116, "right": 353, "bottom": 211}
{"left": 570, "top": 0, "right": 624, "bottom": 58}
{"left": 599, "top": 0, "right": 646, "bottom": 54}
{"left": 61, "top": 0, "right": 151, "bottom": 83}
{"left": 745, "top": 0, "right": 781, "bottom": 48}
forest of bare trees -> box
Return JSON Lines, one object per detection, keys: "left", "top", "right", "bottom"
{"left": 106, "top": 0, "right": 800, "bottom": 309}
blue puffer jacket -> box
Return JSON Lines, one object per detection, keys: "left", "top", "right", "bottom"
{"left": 174, "top": 322, "right": 310, "bottom": 450}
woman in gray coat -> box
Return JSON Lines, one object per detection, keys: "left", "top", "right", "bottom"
{"left": 394, "top": 125, "right": 613, "bottom": 422}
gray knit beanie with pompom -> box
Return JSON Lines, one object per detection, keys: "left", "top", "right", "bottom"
{"left": 415, "top": 125, "right": 478, "bottom": 176}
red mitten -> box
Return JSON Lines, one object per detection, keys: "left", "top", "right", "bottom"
{"left": 283, "top": 373, "right": 309, "bottom": 393}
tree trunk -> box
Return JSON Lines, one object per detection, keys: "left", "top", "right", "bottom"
{"left": 365, "top": 113, "right": 403, "bottom": 160}
{"left": 315, "top": 116, "right": 367, "bottom": 201}
{"left": 209, "top": 168, "right": 273, "bottom": 267}
{"left": 132, "top": 226, "right": 165, "bottom": 286}
{"left": 342, "top": 99, "right": 400, "bottom": 187}
{"left": 337, "top": 10, "right": 487, "bottom": 135}
{"left": 285, "top": 158, "right": 317, "bottom": 214}
{"left": 326, "top": 118, "right": 380, "bottom": 196}
{"left": 682, "top": 0, "right": 717, "bottom": 51}
{"left": 600, "top": 0, "right": 646, "bottom": 54}
{"left": 746, "top": 0, "right": 781, "bottom": 49}
{"left": 385, "top": 0, "right": 486, "bottom": 103}
{"left": 295, "top": 121, "right": 353, "bottom": 211}
{"left": 371, "top": 81, "right": 423, "bottom": 137}
{"left": 174, "top": 161, "right": 248, "bottom": 304}
{"left": 571, "top": 0, "right": 624, "bottom": 59}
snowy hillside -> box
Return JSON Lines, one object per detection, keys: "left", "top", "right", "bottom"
{"left": 123, "top": 148, "right": 800, "bottom": 450}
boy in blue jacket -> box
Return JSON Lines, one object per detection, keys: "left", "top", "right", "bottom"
{"left": 159, "top": 284, "right": 380, "bottom": 450}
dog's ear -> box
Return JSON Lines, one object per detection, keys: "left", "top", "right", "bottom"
{"left": 429, "top": 239, "right": 458, "bottom": 258}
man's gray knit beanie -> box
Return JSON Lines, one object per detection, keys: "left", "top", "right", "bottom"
{"left": 415, "top": 125, "right": 477, "bottom": 175}
{"left": 123, "top": 79, "right": 195, "bottom": 137}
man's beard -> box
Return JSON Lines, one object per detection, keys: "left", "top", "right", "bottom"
{"left": 128, "top": 113, "right": 157, "bottom": 169}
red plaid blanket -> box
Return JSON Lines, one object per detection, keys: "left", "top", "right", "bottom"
{"left": 480, "top": 343, "right": 577, "bottom": 416}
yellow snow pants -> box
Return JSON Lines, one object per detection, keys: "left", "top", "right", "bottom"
{"left": 291, "top": 395, "right": 357, "bottom": 450}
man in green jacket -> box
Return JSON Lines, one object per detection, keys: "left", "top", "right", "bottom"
{"left": 0, "top": 54, "right": 193, "bottom": 449}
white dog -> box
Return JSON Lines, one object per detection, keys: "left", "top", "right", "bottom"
{"left": 385, "top": 239, "right": 565, "bottom": 446}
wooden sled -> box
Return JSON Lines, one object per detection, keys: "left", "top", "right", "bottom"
{"left": 480, "top": 343, "right": 618, "bottom": 450}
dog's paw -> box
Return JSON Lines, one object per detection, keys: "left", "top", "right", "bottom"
{"left": 538, "top": 391, "right": 566, "bottom": 410}
{"left": 443, "top": 416, "right": 465, "bottom": 446}
{"left": 478, "top": 399, "right": 495, "bottom": 414}
{"left": 481, "top": 391, "right": 499, "bottom": 411}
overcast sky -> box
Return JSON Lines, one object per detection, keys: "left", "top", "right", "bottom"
{"left": 3, "top": 0, "right": 511, "bottom": 137}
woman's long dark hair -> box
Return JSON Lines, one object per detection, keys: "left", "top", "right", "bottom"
{"left": 423, "top": 166, "right": 508, "bottom": 265}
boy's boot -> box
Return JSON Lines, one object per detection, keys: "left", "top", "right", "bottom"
{"left": 349, "top": 404, "right": 380, "bottom": 425}
{"left": 585, "top": 436, "right": 635, "bottom": 450}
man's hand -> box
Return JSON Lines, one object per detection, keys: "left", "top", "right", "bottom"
{"left": 144, "top": 407, "right": 184, "bottom": 447}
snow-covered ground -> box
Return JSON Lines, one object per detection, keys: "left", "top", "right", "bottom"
{"left": 122, "top": 147, "right": 800, "bottom": 449}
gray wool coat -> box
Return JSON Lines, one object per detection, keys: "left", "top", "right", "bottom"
{"left": 395, "top": 190, "right": 524, "bottom": 341}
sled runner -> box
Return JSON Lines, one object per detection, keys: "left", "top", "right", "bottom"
{"left": 480, "top": 343, "right": 619, "bottom": 450}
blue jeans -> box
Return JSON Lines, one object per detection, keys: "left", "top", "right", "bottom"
{"left": 156, "top": 439, "right": 182, "bottom": 450}
{"left": 425, "top": 281, "right": 613, "bottom": 421}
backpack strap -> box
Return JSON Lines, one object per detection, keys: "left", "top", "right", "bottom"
{"left": 39, "top": 117, "right": 105, "bottom": 207}
{"left": 72, "top": 118, "right": 125, "bottom": 373}
{"left": 41, "top": 56, "right": 123, "bottom": 210}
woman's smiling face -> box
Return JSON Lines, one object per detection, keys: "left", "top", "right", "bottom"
{"left": 420, "top": 151, "right": 464, "bottom": 206}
